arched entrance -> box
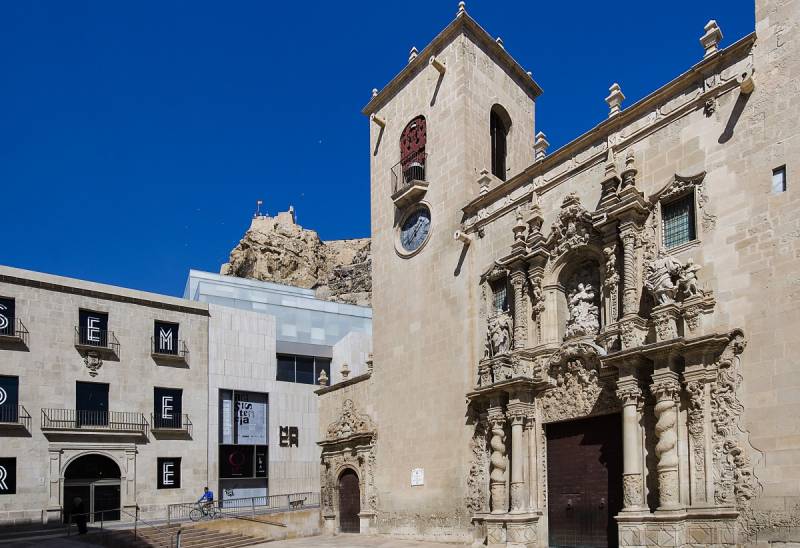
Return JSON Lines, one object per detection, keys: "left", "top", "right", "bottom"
{"left": 63, "top": 454, "right": 121, "bottom": 524}
{"left": 338, "top": 469, "right": 360, "bottom": 533}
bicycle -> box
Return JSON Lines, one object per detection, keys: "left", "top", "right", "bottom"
{"left": 189, "top": 502, "right": 219, "bottom": 521}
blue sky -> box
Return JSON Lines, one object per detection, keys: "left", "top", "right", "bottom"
{"left": 0, "top": 1, "right": 754, "bottom": 296}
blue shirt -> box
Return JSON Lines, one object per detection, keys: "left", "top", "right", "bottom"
{"left": 200, "top": 490, "right": 214, "bottom": 502}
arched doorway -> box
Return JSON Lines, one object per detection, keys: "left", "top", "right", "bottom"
{"left": 338, "top": 469, "right": 360, "bottom": 533}
{"left": 63, "top": 454, "right": 121, "bottom": 524}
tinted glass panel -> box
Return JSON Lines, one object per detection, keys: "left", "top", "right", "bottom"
{"left": 295, "top": 356, "right": 315, "bottom": 385}
{"left": 276, "top": 355, "right": 295, "bottom": 382}
{"left": 0, "top": 376, "right": 19, "bottom": 423}
{"left": 0, "top": 297, "right": 15, "bottom": 336}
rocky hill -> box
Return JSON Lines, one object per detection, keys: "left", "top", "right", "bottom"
{"left": 220, "top": 209, "right": 371, "bottom": 307}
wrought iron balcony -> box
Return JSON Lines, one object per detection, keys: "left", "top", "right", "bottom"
{"left": 74, "top": 326, "right": 120, "bottom": 358}
{"left": 150, "top": 337, "right": 189, "bottom": 363}
{"left": 41, "top": 408, "right": 148, "bottom": 436}
{"left": 150, "top": 413, "right": 192, "bottom": 437}
{"left": 0, "top": 404, "right": 32, "bottom": 432}
{"left": 391, "top": 151, "right": 429, "bottom": 208}
{"left": 0, "top": 318, "right": 29, "bottom": 348}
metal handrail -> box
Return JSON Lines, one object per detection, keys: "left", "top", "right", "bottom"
{"left": 66, "top": 506, "right": 179, "bottom": 547}
{"left": 151, "top": 413, "right": 192, "bottom": 436}
{"left": 166, "top": 491, "right": 319, "bottom": 525}
{"left": 41, "top": 408, "right": 149, "bottom": 435}
{"left": 0, "top": 404, "right": 31, "bottom": 429}
{"left": 391, "top": 150, "right": 428, "bottom": 195}
{"left": 0, "top": 318, "right": 29, "bottom": 345}
{"left": 74, "top": 326, "right": 120, "bottom": 355}
{"left": 150, "top": 337, "right": 190, "bottom": 360}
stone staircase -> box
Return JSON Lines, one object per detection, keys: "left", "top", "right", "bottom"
{"left": 78, "top": 522, "right": 265, "bottom": 548}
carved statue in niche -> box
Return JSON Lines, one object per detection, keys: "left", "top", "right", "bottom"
{"left": 564, "top": 264, "right": 601, "bottom": 339}
{"left": 644, "top": 253, "right": 683, "bottom": 304}
{"left": 678, "top": 258, "right": 701, "bottom": 297}
{"left": 486, "top": 313, "right": 512, "bottom": 358}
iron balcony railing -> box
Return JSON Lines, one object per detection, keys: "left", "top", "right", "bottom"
{"left": 41, "top": 408, "right": 148, "bottom": 435}
{"left": 150, "top": 413, "right": 192, "bottom": 435}
{"left": 74, "top": 326, "right": 120, "bottom": 356}
{"left": 391, "top": 150, "right": 427, "bottom": 195}
{"left": 150, "top": 337, "right": 189, "bottom": 361}
{"left": 0, "top": 317, "right": 29, "bottom": 346}
{"left": 0, "top": 404, "right": 32, "bottom": 430}
{"left": 166, "top": 491, "right": 319, "bottom": 525}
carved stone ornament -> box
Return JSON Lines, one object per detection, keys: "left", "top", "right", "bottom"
{"left": 466, "top": 415, "right": 489, "bottom": 513}
{"left": 711, "top": 331, "right": 757, "bottom": 510}
{"left": 565, "top": 282, "right": 600, "bottom": 339}
{"left": 651, "top": 172, "right": 716, "bottom": 233}
{"left": 538, "top": 342, "right": 618, "bottom": 423}
{"left": 644, "top": 253, "right": 705, "bottom": 306}
{"left": 485, "top": 312, "right": 513, "bottom": 358}
{"left": 83, "top": 352, "right": 103, "bottom": 377}
{"left": 686, "top": 380, "right": 707, "bottom": 502}
{"left": 545, "top": 193, "right": 595, "bottom": 257}
{"left": 623, "top": 474, "right": 643, "bottom": 508}
{"left": 326, "top": 399, "right": 376, "bottom": 441}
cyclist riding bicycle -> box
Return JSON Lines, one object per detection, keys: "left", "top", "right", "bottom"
{"left": 198, "top": 486, "right": 214, "bottom": 514}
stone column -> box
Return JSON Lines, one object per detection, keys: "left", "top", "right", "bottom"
{"left": 488, "top": 404, "right": 508, "bottom": 514}
{"left": 616, "top": 377, "right": 645, "bottom": 511}
{"left": 651, "top": 371, "right": 681, "bottom": 511}
{"left": 508, "top": 410, "right": 526, "bottom": 513}
{"left": 525, "top": 412, "right": 538, "bottom": 512}
{"left": 620, "top": 224, "right": 638, "bottom": 316}
{"left": 510, "top": 265, "right": 528, "bottom": 349}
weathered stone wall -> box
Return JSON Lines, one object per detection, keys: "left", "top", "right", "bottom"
{"left": 221, "top": 210, "right": 371, "bottom": 307}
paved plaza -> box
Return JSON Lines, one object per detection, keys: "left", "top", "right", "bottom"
{"left": 255, "top": 534, "right": 467, "bottom": 547}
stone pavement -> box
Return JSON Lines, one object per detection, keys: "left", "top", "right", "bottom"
{"left": 253, "top": 534, "right": 468, "bottom": 547}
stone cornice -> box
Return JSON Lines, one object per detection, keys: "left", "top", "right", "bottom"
{"left": 314, "top": 372, "right": 371, "bottom": 395}
{"left": 461, "top": 33, "right": 756, "bottom": 223}
{"left": 362, "top": 12, "right": 543, "bottom": 116}
{"left": 0, "top": 265, "right": 209, "bottom": 316}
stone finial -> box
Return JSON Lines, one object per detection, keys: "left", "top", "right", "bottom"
{"left": 477, "top": 168, "right": 492, "bottom": 196}
{"left": 408, "top": 47, "right": 418, "bottom": 63}
{"left": 317, "top": 369, "right": 329, "bottom": 386}
{"left": 496, "top": 37, "right": 504, "bottom": 49}
{"left": 512, "top": 207, "right": 527, "bottom": 243}
{"left": 340, "top": 362, "right": 350, "bottom": 380}
{"left": 621, "top": 148, "right": 638, "bottom": 188}
{"left": 604, "top": 147, "right": 618, "bottom": 179}
{"left": 534, "top": 132, "right": 549, "bottom": 161}
{"left": 605, "top": 83, "right": 625, "bottom": 117}
{"left": 700, "top": 20, "right": 723, "bottom": 58}
{"left": 371, "top": 88, "right": 378, "bottom": 98}
{"left": 457, "top": 1, "right": 466, "bottom": 17}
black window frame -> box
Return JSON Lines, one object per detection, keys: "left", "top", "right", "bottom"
{"left": 661, "top": 191, "right": 697, "bottom": 250}
{"left": 276, "top": 354, "right": 331, "bottom": 386}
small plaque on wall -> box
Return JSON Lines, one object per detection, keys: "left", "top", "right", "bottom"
{"left": 411, "top": 467, "right": 424, "bottom": 487}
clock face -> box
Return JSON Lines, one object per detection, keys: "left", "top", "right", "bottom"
{"left": 400, "top": 207, "right": 431, "bottom": 253}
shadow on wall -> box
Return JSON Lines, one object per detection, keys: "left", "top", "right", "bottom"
{"left": 718, "top": 92, "right": 750, "bottom": 144}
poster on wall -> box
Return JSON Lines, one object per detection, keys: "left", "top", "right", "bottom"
{"left": 0, "top": 376, "right": 19, "bottom": 423}
{"left": 157, "top": 457, "right": 181, "bottom": 489}
{"left": 219, "top": 445, "right": 254, "bottom": 478}
{"left": 221, "top": 394, "right": 233, "bottom": 444}
{"left": 0, "top": 297, "right": 15, "bottom": 336}
{"left": 279, "top": 426, "right": 299, "bottom": 447}
{"left": 255, "top": 446, "right": 268, "bottom": 478}
{"left": 78, "top": 310, "right": 108, "bottom": 346}
{"left": 154, "top": 388, "right": 183, "bottom": 429}
{"left": 0, "top": 458, "right": 16, "bottom": 495}
{"left": 153, "top": 321, "right": 179, "bottom": 355}
{"left": 235, "top": 393, "right": 268, "bottom": 445}
{"left": 219, "top": 479, "right": 267, "bottom": 507}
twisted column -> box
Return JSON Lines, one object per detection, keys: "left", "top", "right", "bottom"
{"left": 620, "top": 227, "right": 638, "bottom": 315}
{"left": 510, "top": 265, "right": 527, "bottom": 349}
{"left": 489, "top": 415, "right": 508, "bottom": 514}
{"left": 652, "top": 376, "right": 681, "bottom": 510}
{"left": 616, "top": 382, "right": 644, "bottom": 511}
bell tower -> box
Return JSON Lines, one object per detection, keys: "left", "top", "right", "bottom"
{"left": 361, "top": 2, "right": 542, "bottom": 539}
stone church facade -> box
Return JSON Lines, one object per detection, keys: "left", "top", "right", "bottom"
{"left": 317, "top": 0, "right": 800, "bottom": 546}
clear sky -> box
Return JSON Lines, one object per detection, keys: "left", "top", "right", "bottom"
{"left": 0, "top": 1, "right": 754, "bottom": 297}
